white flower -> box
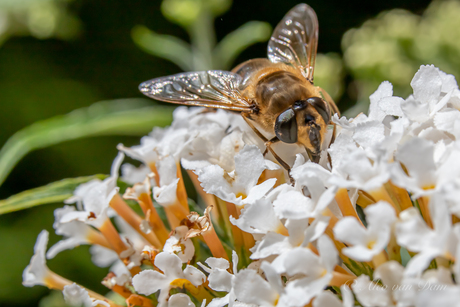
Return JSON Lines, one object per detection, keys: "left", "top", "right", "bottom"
{"left": 269, "top": 235, "right": 338, "bottom": 306}
{"left": 395, "top": 194, "right": 456, "bottom": 276}
{"left": 167, "top": 293, "right": 197, "bottom": 307}
{"left": 233, "top": 264, "right": 283, "bottom": 307}
{"left": 60, "top": 153, "right": 124, "bottom": 228}
{"left": 313, "top": 285, "right": 354, "bottom": 307}
{"left": 132, "top": 252, "right": 206, "bottom": 307}
{"left": 197, "top": 145, "right": 278, "bottom": 207}
{"left": 269, "top": 160, "right": 337, "bottom": 220}
{"left": 391, "top": 137, "right": 457, "bottom": 198}
{"left": 23, "top": 230, "right": 52, "bottom": 287}
{"left": 163, "top": 225, "right": 195, "bottom": 263}
{"left": 152, "top": 155, "right": 180, "bottom": 207}
{"left": 368, "top": 81, "right": 404, "bottom": 123}
{"left": 47, "top": 205, "right": 109, "bottom": 259}
{"left": 334, "top": 201, "right": 396, "bottom": 262}
{"left": 250, "top": 215, "right": 329, "bottom": 259}
{"left": 401, "top": 65, "right": 451, "bottom": 123}
{"left": 229, "top": 198, "right": 286, "bottom": 237}
{"left": 63, "top": 283, "right": 109, "bottom": 307}
{"left": 199, "top": 251, "right": 239, "bottom": 307}
{"left": 120, "top": 163, "right": 151, "bottom": 185}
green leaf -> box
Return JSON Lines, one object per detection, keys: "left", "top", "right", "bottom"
{"left": 0, "top": 175, "right": 107, "bottom": 214}
{"left": 213, "top": 21, "right": 272, "bottom": 70}
{"left": 132, "top": 25, "right": 193, "bottom": 71}
{"left": 0, "top": 98, "right": 175, "bottom": 187}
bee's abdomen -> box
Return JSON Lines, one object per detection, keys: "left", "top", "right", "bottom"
{"left": 255, "top": 71, "right": 309, "bottom": 114}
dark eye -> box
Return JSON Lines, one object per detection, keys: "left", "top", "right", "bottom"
{"left": 293, "top": 100, "right": 307, "bottom": 111}
{"left": 305, "top": 114, "right": 315, "bottom": 124}
{"left": 307, "top": 97, "right": 330, "bottom": 124}
{"left": 275, "top": 108, "right": 298, "bottom": 143}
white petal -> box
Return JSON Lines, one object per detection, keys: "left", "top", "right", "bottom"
{"left": 233, "top": 269, "right": 278, "bottom": 306}
{"left": 364, "top": 201, "right": 396, "bottom": 228}
{"left": 153, "top": 178, "right": 179, "bottom": 207}
{"left": 168, "top": 293, "right": 195, "bottom": 307}
{"left": 205, "top": 257, "right": 230, "bottom": 270}
{"left": 243, "top": 178, "right": 277, "bottom": 205}
{"left": 374, "top": 260, "right": 404, "bottom": 289}
{"left": 89, "top": 245, "right": 119, "bottom": 267}
{"left": 352, "top": 275, "right": 391, "bottom": 307}
{"left": 396, "top": 208, "right": 435, "bottom": 252}
{"left": 183, "top": 265, "right": 206, "bottom": 287}
{"left": 317, "top": 235, "right": 338, "bottom": 271}
{"left": 155, "top": 252, "right": 183, "bottom": 279}
{"left": 333, "top": 217, "right": 367, "bottom": 246}
{"left": 208, "top": 268, "right": 233, "bottom": 292}
{"left": 400, "top": 95, "right": 430, "bottom": 122}
{"left": 234, "top": 145, "right": 267, "bottom": 190}
{"left": 230, "top": 198, "right": 281, "bottom": 234}
{"left": 63, "top": 283, "right": 110, "bottom": 307}
{"left": 353, "top": 121, "right": 385, "bottom": 149}
{"left": 404, "top": 249, "right": 441, "bottom": 277}
{"left": 23, "top": 230, "right": 50, "bottom": 287}
{"left": 132, "top": 269, "right": 167, "bottom": 295}
{"left": 313, "top": 290, "right": 342, "bottom": 307}
{"left": 411, "top": 65, "right": 442, "bottom": 108}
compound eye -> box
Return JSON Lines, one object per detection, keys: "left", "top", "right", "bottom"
{"left": 275, "top": 108, "right": 298, "bottom": 144}
{"left": 307, "top": 97, "right": 330, "bottom": 124}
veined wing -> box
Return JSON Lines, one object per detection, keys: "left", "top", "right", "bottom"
{"left": 139, "top": 70, "right": 254, "bottom": 112}
{"left": 267, "top": 3, "right": 319, "bottom": 81}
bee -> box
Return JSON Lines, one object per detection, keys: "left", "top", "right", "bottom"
{"left": 139, "top": 3, "right": 339, "bottom": 174}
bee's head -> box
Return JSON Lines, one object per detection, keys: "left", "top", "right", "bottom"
{"left": 274, "top": 97, "right": 330, "bottom": 162}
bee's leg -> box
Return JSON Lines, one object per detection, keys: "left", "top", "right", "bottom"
{"left": 241, "top": 114, "right": 269, "bottom": 142}
{"left": 326, "top": 122, "right": 337, "bottom": 166}
{"left": 328, "top": 122, "right": 337, "bottom": 148}
{"left": 242, "top": 114, "right": 294, "bottom": 184}
{"left": 262, "top": 137, "right": 280, "bottom": 156}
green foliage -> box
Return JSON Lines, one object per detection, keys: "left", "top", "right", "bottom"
{"left": 133, "top": 0, "right": 271, "bottom": 71}
{"left": 314, "top": 53, "right": 345, "bottom": 103}
{"left": 0, "top": 0, "right": 81, "bottom": 44}
{"left": 342, "top": 0, "right": 460, "bottom": 116}
{"left": 0, "top": 175, "right": 106, "bottom": 214}
{"left": 0, "top": 99, "right": 174, "bottom": 187}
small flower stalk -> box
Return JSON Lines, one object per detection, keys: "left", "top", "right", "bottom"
{"left": 23, "top": 66, "right": 460, "bottom": 306}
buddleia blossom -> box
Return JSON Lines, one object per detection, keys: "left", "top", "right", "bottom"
{"left": 23, "top": 66, "right": 460, "bottom": 307}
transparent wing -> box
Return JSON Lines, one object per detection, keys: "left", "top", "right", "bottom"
{"left": 139, "top": 70, "right": 254, "bottom": 112}
{"left": 267, "top": 3, "right": 319, "bottom": 81}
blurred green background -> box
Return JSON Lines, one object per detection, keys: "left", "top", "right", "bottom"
{"left": 1, "top": 0, "right": 455, "bottom": 305}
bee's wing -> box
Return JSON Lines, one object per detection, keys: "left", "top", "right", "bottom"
{"left": 267, "top": 3, "right": 318, "bottom": 81}
{"left": 139, "top": 70, "right": 254, "bottom": 112}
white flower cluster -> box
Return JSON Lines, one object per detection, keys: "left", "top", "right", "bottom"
{"left": 23, "top": 65, "right": 460, "bottom": 307}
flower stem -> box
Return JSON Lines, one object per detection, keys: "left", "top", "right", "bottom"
{"left": 368, "top": 186, "right": 398, "bottom": 213}
{"left": 138, "top": 193, "right": 169, "bottom": 244}
{"left": 357, "top": 190, "right": 376, "bottom": 208}
{"left": 202, "top": 225, "right": 229, "bottom": 260}
{"left": 335, "top": 188, "right": 364, "bottom": 226}
{"left": 372, "top": 251, "right": 388, "bottom": 268}
{"left": 417, "top": 196, "right": 433, "bottom": 228}
{"left": 329, "top": 271, "right": 356, "bottom": 287}
{"left": 386, "top": 181, "right": 413, "bottom": 211}
{"left": 387, "top": 230, "right": 401, "bottom": 262}
{"left": 110, "top": 194, "right": 162, "bottom": 248}
{"left": 86, "top": 228, "right": 112, "bottom": 250}
{"left": 175, "top": 162, "right": 190, "bottom": 214}
{"left": 45, "top": 272, "right": 122, "bottom": 307}
{"left": 225, "top": 201, "right": 245, "bottom": 260}
{"left": 98, "top": 218, "right": 128, "bottom": 255}
{"left": 126, "top": 294, "right": 155, "bottom": 307}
